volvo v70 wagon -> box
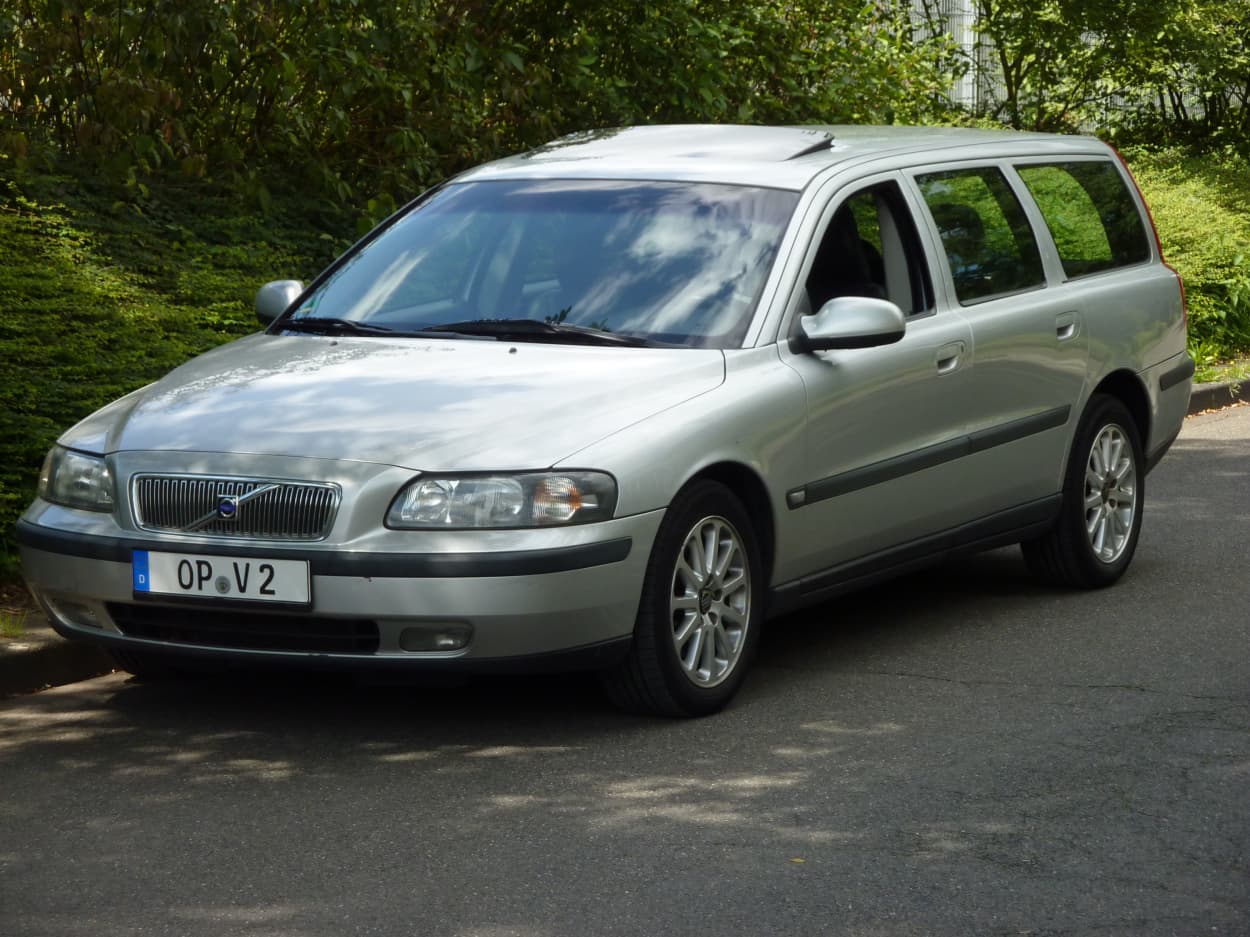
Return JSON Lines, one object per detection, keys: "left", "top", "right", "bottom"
{"left": 19, "top": 125, "right": 1193, "bottom": 715}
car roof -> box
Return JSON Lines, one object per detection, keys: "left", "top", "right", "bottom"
{"left": 455, "top": 124, "right": 1113, "bottom": 191}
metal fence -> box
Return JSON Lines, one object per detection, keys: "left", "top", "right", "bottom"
{"left": 913, "top": 0, "right": 1001, "bottom": 110}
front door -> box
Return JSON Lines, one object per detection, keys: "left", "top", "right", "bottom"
{"left": 775, "top": 178, "right": 980, "bottom": 589}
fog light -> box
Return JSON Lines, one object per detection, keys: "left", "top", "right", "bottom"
{"left": 41, "top": 594, "right": 104, "bottom": 630}
{"left": 399, "top": 624, "right": 472, "bottom": 652}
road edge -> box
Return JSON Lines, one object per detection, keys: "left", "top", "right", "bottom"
{"left": 1188, "top": 378, "right": 1250, "bottom": 414}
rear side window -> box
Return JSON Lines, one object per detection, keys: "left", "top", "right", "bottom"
{"left": 916, "top": 168, "right": 1045, "bottom": 304}
{"left": 1016, "top": 161, "right": 1151, "bottom": 278}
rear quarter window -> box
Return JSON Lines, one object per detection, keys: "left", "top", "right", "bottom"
{"left": 1015, "top": 161, "right": 1151, "bottom": 278}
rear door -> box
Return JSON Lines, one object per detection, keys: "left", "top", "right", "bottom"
{"left": 908, "top": 163, "right": 1089, "bottom": 513}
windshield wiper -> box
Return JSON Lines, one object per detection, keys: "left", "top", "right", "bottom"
{"left": 424, "top": 318, "right": 659, "bottom": 347}
{"left": 277, "top": 316, "right": 398, "bottom": 337}
{"left": 277, "top": 316, "right": 492, "bottom": 340}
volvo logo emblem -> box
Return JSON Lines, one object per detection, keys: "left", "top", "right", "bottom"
{"left": 183, "top": 483, "right": 281, "bottom": 532}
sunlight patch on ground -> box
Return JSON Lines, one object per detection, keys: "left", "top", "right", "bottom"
{"left": 800, "top": 719, "right": 905, "bottom": 736}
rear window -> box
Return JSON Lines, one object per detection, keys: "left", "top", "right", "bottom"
{"left": 916, "top": 167, "right": 1046, "bottom": 304}
{"left": 1015, "top": 161, "right": 1151, "bottom": 278}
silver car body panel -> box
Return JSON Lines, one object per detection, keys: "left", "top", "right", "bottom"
{"left": 57, "top": 335, "right": 727, "bottom": 472}
{"left": 20, "top": 124, "right": 1190, "bottom": 669}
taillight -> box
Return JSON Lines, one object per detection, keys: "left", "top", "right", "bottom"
{"left": 1112, "top": 145, "right": 1187, "bottom": 327}
{"left": 1170, "top": 264, "right": 1188, "bottom": 327}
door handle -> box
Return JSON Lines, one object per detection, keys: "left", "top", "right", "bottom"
{"left": 1056, "top": 311, "right": 1079, "bottom": 341}
{"left": 936, "top": 341, "right": 965, "bottom": 374}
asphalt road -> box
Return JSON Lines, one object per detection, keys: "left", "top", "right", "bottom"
{"left": 2, "top": 406, "right": 1248, "bottom": 937}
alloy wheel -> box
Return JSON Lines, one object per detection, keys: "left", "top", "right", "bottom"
{"left": 1083, "top": 423, "right": 1137, "bottom": 564}
{"left": 669, "top": 515, "right": 751, "bottom": 687}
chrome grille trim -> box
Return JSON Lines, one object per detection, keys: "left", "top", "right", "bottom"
{"left": 131, "top": 474, "right": 340, "bottom": 541}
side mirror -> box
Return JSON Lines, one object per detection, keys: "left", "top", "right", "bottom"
{"left": 255, "top": 280, "right": 305, "bottom": 325}
{"left": 793, "top": 296, "right": 906, "bottom": 353}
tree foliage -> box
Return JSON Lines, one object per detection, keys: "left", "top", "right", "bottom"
{"left": 964, "top": 0, "right": 1250, "bottom": 143}
{"left": 1109, "top": 0, "right": 1250, "bottom": 147}
{"left": 0, "top": 0, "right": 958, "bottom": 210}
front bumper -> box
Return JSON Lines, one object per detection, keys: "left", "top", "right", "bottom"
{"left": 17, "top": 508, "right": 663, "bottom": 672}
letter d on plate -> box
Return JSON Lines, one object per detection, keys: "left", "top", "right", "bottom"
{"left": 133, "top": 550, "right": 151, "bottom": 591}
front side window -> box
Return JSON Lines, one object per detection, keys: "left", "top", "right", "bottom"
{"left": 1015, "top": 161, "right": 1151, "bottom": 278}
{"left": 289, "top": 180, "right": 799, "bottom": 348}
{"left": 916, "top": 167, "right": 1046, "bottom": 304}
{"left": 805, "top": 182, "right": 933, "bottom": 317}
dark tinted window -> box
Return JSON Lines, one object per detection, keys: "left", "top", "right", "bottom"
{"left": 917, "top": 167, "right": 1046, "bottom": 304}
{"left": 1016, "top": 161, "right": 1151, "bottom": 278}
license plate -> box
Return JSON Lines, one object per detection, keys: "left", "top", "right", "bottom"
{"left": 133, "top": 550, "right": 310, "bottom": 605}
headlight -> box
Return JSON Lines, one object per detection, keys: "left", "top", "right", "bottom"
{"left": 38, "top": 445, "right": 115, "bottom": 512}
{"left": 387, "top": 471, "right": 617, "bottom": 529}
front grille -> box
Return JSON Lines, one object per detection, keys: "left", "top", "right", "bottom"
{"left": 108, "top": 603, "right": 380, "bottom": 654}
{"left": 132, "top": 474, "right": 339, "bottom": 540}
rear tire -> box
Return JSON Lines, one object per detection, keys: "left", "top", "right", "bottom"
{"left": 601, "top": 480, "right": 762, "bottom": 717}
{"left": 1022, "top": 394, "right": 1144, "bottom": 588}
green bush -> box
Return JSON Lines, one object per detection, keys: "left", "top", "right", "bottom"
{"left": 1126, "top": 146, "right": 1250, "bottom": 369}
{"left": 0, "top": 172, "right": 342, "bottom": 575}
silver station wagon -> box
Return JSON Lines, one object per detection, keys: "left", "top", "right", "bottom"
{"left": 19, "top": 125, "right": 1193, "bottom": 716}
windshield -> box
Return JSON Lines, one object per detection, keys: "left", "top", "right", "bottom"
{"left": 286, "top": 180, "right": 799, "bottom": 348}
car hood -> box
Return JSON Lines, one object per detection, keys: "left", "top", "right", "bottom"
{"left": 60, "top": 334, "right": 726, "bottom": 470}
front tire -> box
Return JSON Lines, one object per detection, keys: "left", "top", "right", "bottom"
{"left": 601, "top": 480, "right": 762, "bottom": 717}
{"left": 1023, "top": 394, "right": 1144, "bottom": 588}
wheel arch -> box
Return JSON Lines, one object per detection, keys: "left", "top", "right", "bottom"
{"left": 1089, "top": 369, "right": 1151, "bottom": 444}
{"left": 684, "top": 461, "right": 776, "bottom": 587}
